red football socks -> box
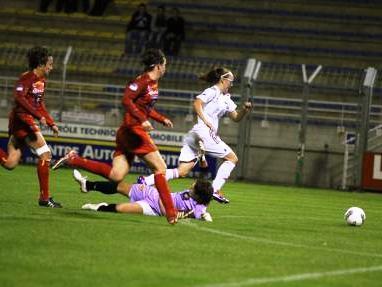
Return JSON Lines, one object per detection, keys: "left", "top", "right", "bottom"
{"left": 154, "top": 172, "right": 177, "bottom": 224}
{"left": 0, "top": 148, "right": 7, "bottom": 165}
{"left": 37, "top": 159, "right": 50, "bottom": 201}
{"left": 69, "top": 156, "right": 112, "bottom": 179}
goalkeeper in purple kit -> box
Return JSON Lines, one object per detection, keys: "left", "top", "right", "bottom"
{"left": 73, "top": 170, "right": 214, "bottom": 221}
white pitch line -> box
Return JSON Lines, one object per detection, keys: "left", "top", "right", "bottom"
{"left": 182, "top": 222, "right": 382, "bottom": 258}
{"left": 194, "top": 265, "right": 382, "bottom": 287}
{"left": 219, "top": 215, "right": 254, "bottom": 219}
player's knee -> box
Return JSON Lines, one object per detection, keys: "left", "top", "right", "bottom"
{"left": 178, "top": 170, "right": 188, "bottom": 177}
{"left": 108, "top": 164, "right": 129, "bottom": 182}
{"left": 36, "top": 144, "right": 51, "bottom": 160}
{"left": 2, "top": 163, "right": 17, "bottom": 170}
{"left": 109, "top": 171, "right": 125, "bottom": 182}
{"left": 178, "top": 166, "right": 191, "bottom": 177}
{"left": 1, "top": 153, "right": 20, "bottom": 170}
{"left": 225, "top": 154, "right": 238, "bottom": 164}
{"left": 2, "top": 157, "right": 19, "bottom": 170}
{"left": 152, "top": 163, "right": 167, "bottom": 175}
{"left": 177, "top": 162, "right": 193, "bottom": 177}
{"left": 155, "top": 167, "right": 167, "bottom": 175}
{"left": 39, "top": 152, "right": 52, "bottom": 161}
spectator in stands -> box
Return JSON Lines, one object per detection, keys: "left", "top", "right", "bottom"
{"left": 56, "top": 0, "right": 78, "bottom": 14}
{"left": 39, "top": 0, "right": 90, "bottom": 14}
{"left": 89, "top": 0, "right": 111, "bottom": 16}
{"left": 148, "top": 5, "right": 167, "bottom": 49}
{"left": 81, "top": 0, "right": 90, "bottom": 14}
{"left": 39, "top": 0, "right": 53, "bottom": 13}
{"left": 0, "top": 46, "right": 62, "bottom": 208}
{"left": 163, "top": 7, "right": 185, "bottom": 56}
{"left": 125, "top": 3, "right": 152, "bottom": 55}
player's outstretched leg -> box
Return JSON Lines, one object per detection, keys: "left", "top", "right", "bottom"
{"left": 52, "top": 150, "right": 77, "bottom": 170}
{"left": 82, "top": 202, "right": 108, "bottom": 211}
{"left": 73, "top": 169, "right": 89, "bottom": 193}
{"left": 73, "top": 169, "right": 119, "bottom": 194}
{"left": 141, "top": 168, "right": 179, "bottom": 186}
{"left": 53, "top": 150, "right": 112, "bottom": 179}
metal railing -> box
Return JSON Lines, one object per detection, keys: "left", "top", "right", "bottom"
{"left": 1, "top": 75, "right": 381, "bottom": 129}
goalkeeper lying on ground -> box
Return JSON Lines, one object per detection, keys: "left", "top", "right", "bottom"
{"left": 73, "top": 170, "right": 213, "bottom": 221}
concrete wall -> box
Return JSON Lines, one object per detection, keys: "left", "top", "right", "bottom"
{"left": 233, "top": 120, "right": 347, "bottom": 188}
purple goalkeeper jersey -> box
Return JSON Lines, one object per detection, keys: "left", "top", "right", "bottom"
{"left": 129, "top": 184, "right": 208, "bottom": 219}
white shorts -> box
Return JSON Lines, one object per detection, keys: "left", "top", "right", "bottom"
{"left": 178, "top": 130, "right": 233, "bottom": 162}
{"left": 135, "top": 200, "right": 157, "bottom": 216}
{"left": 129, "top": 185, "right": 161, "bottom": 216}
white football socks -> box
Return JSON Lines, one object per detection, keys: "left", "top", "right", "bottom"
{"left": 144, "top": 168, "right": 180, "bottom": 186}
{"left": 212, "top": 160, "right": 236, "bottom": 193}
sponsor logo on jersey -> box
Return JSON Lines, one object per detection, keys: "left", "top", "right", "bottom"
{"left": 129, "top": 83, "right": 138, "bottom": 91}
{"left": 151, "top": 83, "right": 158, "bottom": 90}
{"left": 32, "top": 81, "right": 45, "bottom": 94}
{"left": 147, "top": 85, "right": 158, "bottom": 99}
{"left": 16, "top": 85, "right": 24, "bottom": 92}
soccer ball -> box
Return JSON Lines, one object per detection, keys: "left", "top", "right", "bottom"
{"left": 344, "top": 207, "right": 366, "bottom": 226}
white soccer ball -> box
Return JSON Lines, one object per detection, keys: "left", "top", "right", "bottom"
{"left": 344, "top": 207, "right": 366, "bottom": 226}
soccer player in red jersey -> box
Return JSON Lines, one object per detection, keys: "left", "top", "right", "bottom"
{"left": 0, "top": 46, "right": 61, "bottom": 207}
{"left": 53, "top": 49, "right": 177, "bottom": 224}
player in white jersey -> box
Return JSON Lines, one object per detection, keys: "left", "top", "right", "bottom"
{"left": 140, "top": 67, "right": 252, "bottom": 203}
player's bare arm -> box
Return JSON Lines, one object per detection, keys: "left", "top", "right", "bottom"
{"left": 229, "top": 101, "right": 253, "bottom": 122}
{"left": 142, "top": 120, "right": 154, "bottom": 131}
{"left": 163, "top": 118, "right": 173, "bottom": 128}
{"left": 39, "top": 116, "right": 47, "bottom": 126}
{"left": 51, "top": 125, "right": 59, "bottom": 137}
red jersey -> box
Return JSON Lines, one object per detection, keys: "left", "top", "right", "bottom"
{"left": 122, "top": 73, "right": 167, "bottom": 127}
{"left": 12, "top": 71, "right": 55, "bottom": 127}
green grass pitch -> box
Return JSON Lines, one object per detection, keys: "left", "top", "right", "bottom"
{"left": 1, "top": 165, "right": 382, "bottom": 287}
